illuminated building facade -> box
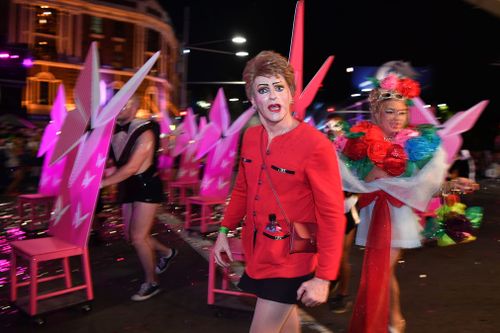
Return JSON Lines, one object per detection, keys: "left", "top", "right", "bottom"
{"left": 0, "top": 0, "right": 179, "bottom": 119}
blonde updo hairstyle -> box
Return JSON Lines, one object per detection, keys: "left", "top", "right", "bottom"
{"left": 242, "top": 50, "right": 296, "bottom": 101}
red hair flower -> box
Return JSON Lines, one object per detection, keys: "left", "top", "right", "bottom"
{"left": 396, "top": 78, "right": 421, "bottom": 99}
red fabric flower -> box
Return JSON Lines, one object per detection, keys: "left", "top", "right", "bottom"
{"left": 445, "top": 194, "right": 460, "bottom": 206}
{"left": 343, "top": 137, "right": 368, "bottom": 160}
{"left": 363, "top": 126, "right": 385, "bottom": 144}
{"left": 396, "top": 78, "right": 421, "bottom": 99}
{"left": 368, "top": 141, "right": 392, "bottom": 167}
{"left": 350, "top": 121, "right": 372, "bottom": 134}
{"left": 383, "top": 144, "right": 407, "bottom": 176}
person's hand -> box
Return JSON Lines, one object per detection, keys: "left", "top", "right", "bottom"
{"left": 364, "top": 166, "right": 389, "bottom": 183}
{"left": 447, "top": 177, "right": 480, "bottom": 194}
{"left": 213, "top": 232, "right": 233, "bottom": 268}
{"left": 100, "top": 178, "right": 108, "bottom": 189}
{"left": 296, "top": 277, "right": 330, "bottom": 307}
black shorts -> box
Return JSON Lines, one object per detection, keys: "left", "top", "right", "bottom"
{"left": 238, "top": 272, "right": 314, "bottom": 304}
{"left": 117, "top": 166, "right": 165, "bottom": 204}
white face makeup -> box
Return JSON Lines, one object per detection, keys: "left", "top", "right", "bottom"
{"left": 375, "top": 99, "right": 409, "bottom": 137}
{"left": 250, "top": 74, "right": 293, "bottom": 126}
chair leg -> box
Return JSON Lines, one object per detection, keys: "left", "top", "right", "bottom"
{"left": 179, "top": 187, "right": 186, "bottom": 205}
{"left": 10, "top": 251, "right": 17, "bottom": 301}
{"left": 63, "top": 257, "right": 72, "bottom": 288}
{"left": 82, "top": 249, "right": 94, "bottom": 300}
{"left": 18, "top": 200, "right": 24, "bottom": 222}
{"left": 185, "top": 200, "right": 192, "bottom": 230}
{"left": 207, "top": 250, "right": 215, "bottom": 305}
{"left": 29, "top": 259, "right": 38, "bottom": 315}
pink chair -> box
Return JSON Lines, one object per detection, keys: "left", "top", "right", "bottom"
{"left": 17, "top": 194, "right": 56, "bottom": 231}
{"left": 185, "top": 196, "right": 226, "bottom": 233}
{"left": 207, "top": 238, "right": 255, "bottom": 305}
{"left": 168, "top": 180, "right": 200, "bottom": 205}
{"left": 10, "top": 200, "right": 94, "bottom": 316}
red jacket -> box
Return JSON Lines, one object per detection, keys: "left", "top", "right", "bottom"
{"left": 222, "top": 123, "right": 346, "bottom": 280}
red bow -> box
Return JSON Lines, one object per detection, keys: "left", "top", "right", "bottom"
{"left": 349, "top": 191, "right": 404, "bottom": 333}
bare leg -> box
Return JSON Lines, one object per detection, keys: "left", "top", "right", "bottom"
{"left": 150, "top": 238, "right": 172, "bottom": 257}
{"left": 121, "top": 203, "right": 133, "bottom": 241}
{"left": 280, "top": 305, "right": 300, "bottom": 333}
{"left": 124, "top": 204, "right": 172, "bottom": 257}
{"left": 129, "top": 202, "right": 160, "bottom": 283}
{"left": 390, "top": 248, "right": 406, "bottom": 332}
{"left": 337, "top": 228, "right": 356, "bottom": 295}
{"left": 250, "top": 298, "right": 299, "bottom": 333}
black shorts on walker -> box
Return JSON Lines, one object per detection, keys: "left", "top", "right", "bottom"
{"left": 238, "top": 272, "right": 314, "bottom": 304}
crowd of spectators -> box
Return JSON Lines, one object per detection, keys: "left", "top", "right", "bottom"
{"left": 0, "top": 124, "right": 43, "bottom": 197}
{"left": 0, "top": 120, "right": 498, "bottom": 200}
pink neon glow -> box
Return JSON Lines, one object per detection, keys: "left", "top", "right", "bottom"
{"left": 100, "top": 80, "right": 108, "bottom": 106}
{"left": 10, "top": 55, "right": 19, "bottom": 59}
{"left": 0, "top": 53, "right": 10, "bottom": 58}
{"left": 22, "top": 58, "right": 33, "bottom": 67}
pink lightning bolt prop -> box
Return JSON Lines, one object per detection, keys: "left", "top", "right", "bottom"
{"left": 37, "top": 84, "right": 68, "bottom": 196}
{"left": 409, "top": 97, "right": 489, "bottom": 164}
{"left": 171, "top": 109, "right": 214, "bottom": 182}
{"left": 195, "top": 88, "right": 255, "bottom": 198}
{"left": 289, "top": 0, "right": 334, "bottom": 121}
{"left": 48, "top": 42, "right": 159, "bottom": 247}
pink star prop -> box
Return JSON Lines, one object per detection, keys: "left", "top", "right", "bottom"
{"left": 37, "top": 84, "right": 68, "bottom": 195}
{"left": 48, "top": 42, "right": 160, "bottom": 247}
{"left": 289, "top": 0, "right": 334, "bottom": 121}
{"left": 409, "top": 97, "right": 489, "bottom": 164}
{"left": 195, "top": 88, "right": 255, "bottom": 165}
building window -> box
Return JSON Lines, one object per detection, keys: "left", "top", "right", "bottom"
{"left": 144, "top": 86, "right": 159, "bottom": 114}
{"left": 90, "top": 16, "right": 103, "bottom": 35}
{"left": 26, "top": 73, "right": 60, "bottom": 110}
{"left": 33, "top": 37, "right": 57, "bottom": 60}
{"left": 35, "top": 6, "right": 58, "bottom": 35}
{"left": 39, "top": 81, "right": 49, "bottom": 105}
{"left": 33, "top": 6, "right": 59, "bottom": 60}
{"left": 114, "top": 21, "right": 126, "bottom": 39}
{"left": 147, "top": 29, "right": 159, "bottom": 53}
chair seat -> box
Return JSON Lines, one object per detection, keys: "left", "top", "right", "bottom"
{"left": 187, "top": 196, "right": 226, "bottom": 205}
{"left": 170, "top": 180, "right": 199, "bottom": 186}
{"left": 18, "top": 193, "right": 55, "bottom": 201}
{"left": 10, "top": 237, "right": 81, "bottom": 258}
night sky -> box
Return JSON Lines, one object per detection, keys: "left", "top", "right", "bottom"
{"left": 160, "top": 0, "right": 499, "bottom": 149}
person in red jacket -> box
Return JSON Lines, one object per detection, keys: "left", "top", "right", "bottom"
{"left": 213, "top": 50, "right": 346, "bottom": 333}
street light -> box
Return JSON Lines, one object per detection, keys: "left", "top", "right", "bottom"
{"left": 180, "top": 34, "right": 249, "bottom": 107}
{"left": 179, "top": 7, "right": 249, "bottom": 108}
{"left": 182, "top": 35, "right": 249, "bottom": 57}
